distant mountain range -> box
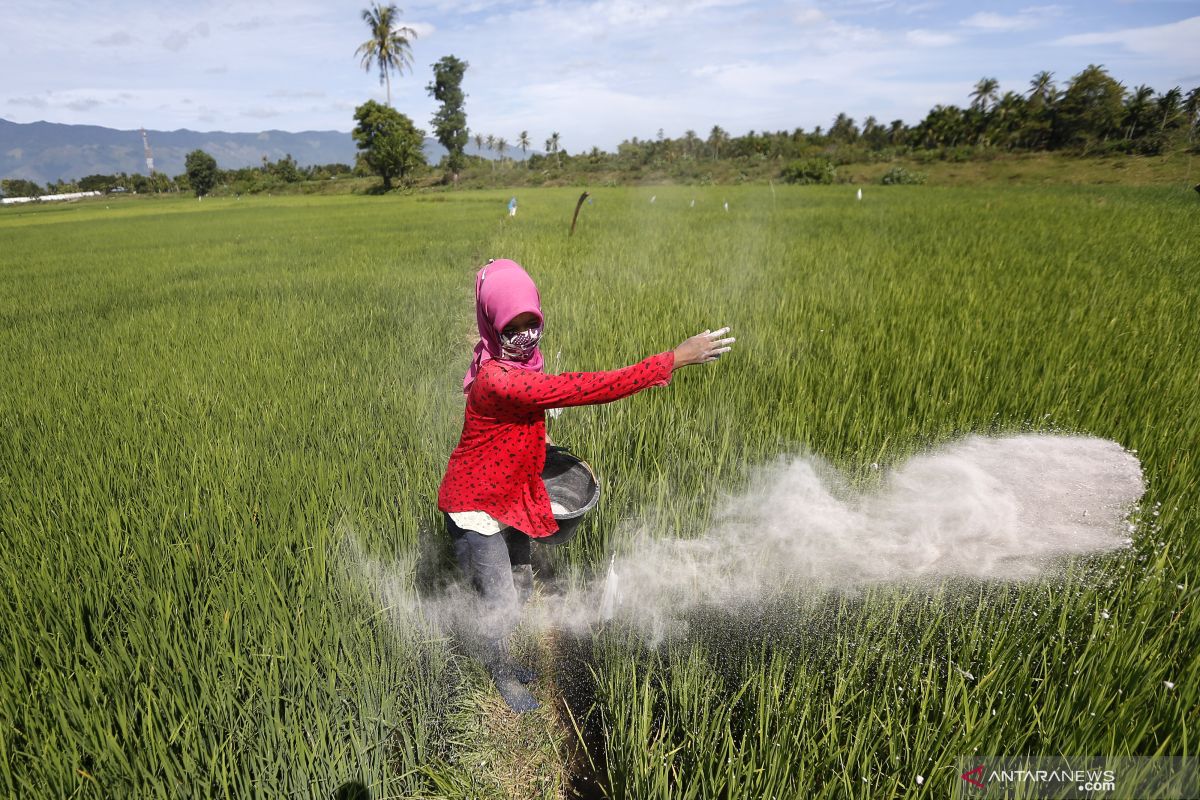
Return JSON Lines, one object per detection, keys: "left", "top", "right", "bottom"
{"left": 0, "top": 118, "right": 525, "bottom": 186}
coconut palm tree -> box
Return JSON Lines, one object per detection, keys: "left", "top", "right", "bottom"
{"left": 1156, "top": 87, "right": 1183, "bottom": 132}
{"left": 707, "top": 125, "right": 726, "bottom": 160}
{"left": 541, "top": 132, "right": 561, "bottom": 166}
{"left": 1124, "top": 85, "right": 1155, "bottom": 140}
{"left": 517, "top": 130, "right": 530, "bottom": 157}
{"left": 355, "top": 3, "right": 417, "bottom": 107}
{"left": 1022, "top": 71, "right": 1057, "bottom": 149}
{"left": 1028, "top": 71, "right": 1056, "bottom": 104}
{"left": 917, "top": 105, "right": 967, "bottom": 148}
{"left": 828, "top": 113, "right": 858, "bottom": 143}
{"left": 861, "top": 115, "right": 884, "bottom": 148}
{"left": 970, "top": 77, "right": 1000, "bottom": 112}
{"left": 1185, "top": 87, "right": 1200, "bottom": 141}
{"left": 473, "top": 132, "right": 484, "bottom": 155}
{"left": 496, "top": 137, "right": 508, "bottom": 162}
{"left": 992, "top": 91, "right": 1027, "bottom": 148}
{"left": 682, "top": 129, "right": 699, "bottom": 159}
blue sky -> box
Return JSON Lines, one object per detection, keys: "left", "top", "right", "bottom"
{"left": 3, "top": 1, "right": 1197, "bottom": 150}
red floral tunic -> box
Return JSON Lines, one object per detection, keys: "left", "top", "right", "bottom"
{"left": 438, "top": 352, "right": 675, "bottom": 537}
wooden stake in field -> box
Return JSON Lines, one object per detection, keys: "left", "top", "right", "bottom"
{"left": 569, "top": 191, "right": 590, "bottom": 236}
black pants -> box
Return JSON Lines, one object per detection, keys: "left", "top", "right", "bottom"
{"left": 444, "top": 513, "right": 534, "bottom": 649}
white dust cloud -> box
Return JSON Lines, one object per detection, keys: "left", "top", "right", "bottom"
{"left": 353, "top": 435, "right": 1145, "bottom": 644}
{"left": 586, "top": 434, "right": 1144, "bottom": 639}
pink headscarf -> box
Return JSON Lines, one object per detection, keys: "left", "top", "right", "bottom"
{"left": 463, "top": 259, "right": 544, "bottom": 393}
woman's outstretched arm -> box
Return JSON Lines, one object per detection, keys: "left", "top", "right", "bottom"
{"left": 472, "top": 328, "right": 735, "bottom": 415}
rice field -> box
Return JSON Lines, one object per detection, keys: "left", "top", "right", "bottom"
{"left": 1, "top": 184, "right": 1197, "bottom": 798}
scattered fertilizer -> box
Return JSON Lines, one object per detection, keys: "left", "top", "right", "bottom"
{"left": 591, "top": 434, "right": 1144, "bottom": 638}
{"left": 353, "top": 434, "right": 1144, "bottom": 646}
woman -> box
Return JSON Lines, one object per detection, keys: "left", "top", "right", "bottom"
{"left": 438, "top": 259, "right": 735, "bottom": 712}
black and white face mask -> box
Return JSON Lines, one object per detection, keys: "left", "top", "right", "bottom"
{"left": 499, "top": 326, "right": 542, "bottom": 361}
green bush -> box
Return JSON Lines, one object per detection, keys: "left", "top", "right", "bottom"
{"left": 779, "top": 158, "right": 836, "bottom": 185}
{"left": 879, "top": 166, "right": 928, "bottom": 185}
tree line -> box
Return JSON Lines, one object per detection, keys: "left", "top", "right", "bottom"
{"left": 1, "top": 157, "right": 357, "bottom": 200}
{"left": 344, "top": 3, "right": 1200, "bottom": 190}
{"left": 603, "top": 66, "right": 1197, "bottom": 174}
{"left": 346, "top": 4, "right": 1198, "bottom": 183}
{"left": 350, "top": 63, "right": 1198, "bottom": 191}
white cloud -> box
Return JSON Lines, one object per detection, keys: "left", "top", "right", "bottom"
{"left": 906, "top": 28, "right": 959, "bottom": 46}
{"left": 162, "top": 22, "right": 210, "bottom": 53}
{"left": 8, "top": 95, "right": 48, "bottom": 108}
{"left": 1055, "top": 15, "right": 1200, "bottom": 57}
{"left": 269, "top": 89, "right": 327, "bottom": 99}
{"left": 961, "top": 5, "right": 1063, "bottom": 32}
{"left": 401, "top": 21, "right": 438, "bottom": 38}
{"left": 794, "top": 8, "right": 827, "bottom": 25}
{"left": 472, "top": 76, "right": 672, "bottom": 150}
{"left": 691, "top": 60, "right": 805, "bottom": 95}
{"left": 423, "top": 0, "right": 516, "bottom": 13}
{"left": 93, "top": 31, "right": 135, "bottom": 47}
{"left": 242, "top": 107, "right": 285, "bottom": 119}
{"left": 66, "top": 97, "right": 102, "bottom": 112}
{"left": 506, "top": 0, "right": 753, "bottom": 41}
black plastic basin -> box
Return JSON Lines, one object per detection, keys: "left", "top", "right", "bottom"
{"left": 539, "top": 446, "right": 600, "bottom": 545}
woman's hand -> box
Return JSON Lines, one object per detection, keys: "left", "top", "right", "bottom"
{"left": 672, "top": 327, "right": 735, "bottom": 369}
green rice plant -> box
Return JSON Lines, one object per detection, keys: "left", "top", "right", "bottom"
{"left": 1, "top": 184, "right": 1197, "bottom": 797}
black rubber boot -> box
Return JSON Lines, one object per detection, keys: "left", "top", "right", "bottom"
{"left": 512, "top": 563, "right": 535, "bottom": 606}
{"left": 484, "top": 640, "right": 539, "bottom": 712}
{"left": 488, "top": 661, "right": 540, "bottom": 713}
{"left": 511, "top": 661, "right": 538, "bottom": 684}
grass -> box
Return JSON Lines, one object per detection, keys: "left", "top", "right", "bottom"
{"left": 1, "top": 184, "right": 1197, "bottom": 798}
{"left": 432, "top": 149, "right": 1200, "bottom": 191}
{"left": 840, "top": 149, "right": 1200, "bottom": 187}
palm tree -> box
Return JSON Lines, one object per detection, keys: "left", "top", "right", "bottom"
{"left": 496, "top": 137, "right": 508, "bottom": 162}
{"left": 1156, "top": 87, "right": 1183, "bottom": 132}
{"left": 992, "top": 91, "right": 1026, "bottom": 148}
{"left": 356, "top": 3, "right": 417, "bottom": 107}
{"left": 1124, "top": 85, "right": 1155, "bottom": 140}
{"left": 1028, "top": 71, "right": 1056, "bottom": 104}
{"left": 970, "top": 77, "right": 1000, "bottom": 112}
{"left": 861, "top": 115, "right": 883, "bottom": 147}
{"left": 918, "top": 105, "right": 967, "bottom": 148}
{"left": 473, "top": 132, "right": 484, "bottom": 155}
{"left": 707, "top": 125, "right": 726, "bottom": 160}
{"left": 517, "top": 130, "right": 530, "bottom": 157}
{"left": 484, "top": 134, "right": 495, "bottom": 171}
{"left": 1023, "top": 71, "right": 1057, "bottom": 149}
{"left": 828, "top": 113, "right": 858, "bottom": 143}
{"left": 543, "top": 132, "right": 561, "bottom": 166}
{"left": 683, "top": 129, "right": 699, "bottom": 159}
{"left": 1186, "top": 87, "right": 1200, "bottom": 142}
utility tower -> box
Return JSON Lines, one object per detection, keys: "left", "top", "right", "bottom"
{"left": 140, "top": 128, "right": 154, "bottom": 173}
